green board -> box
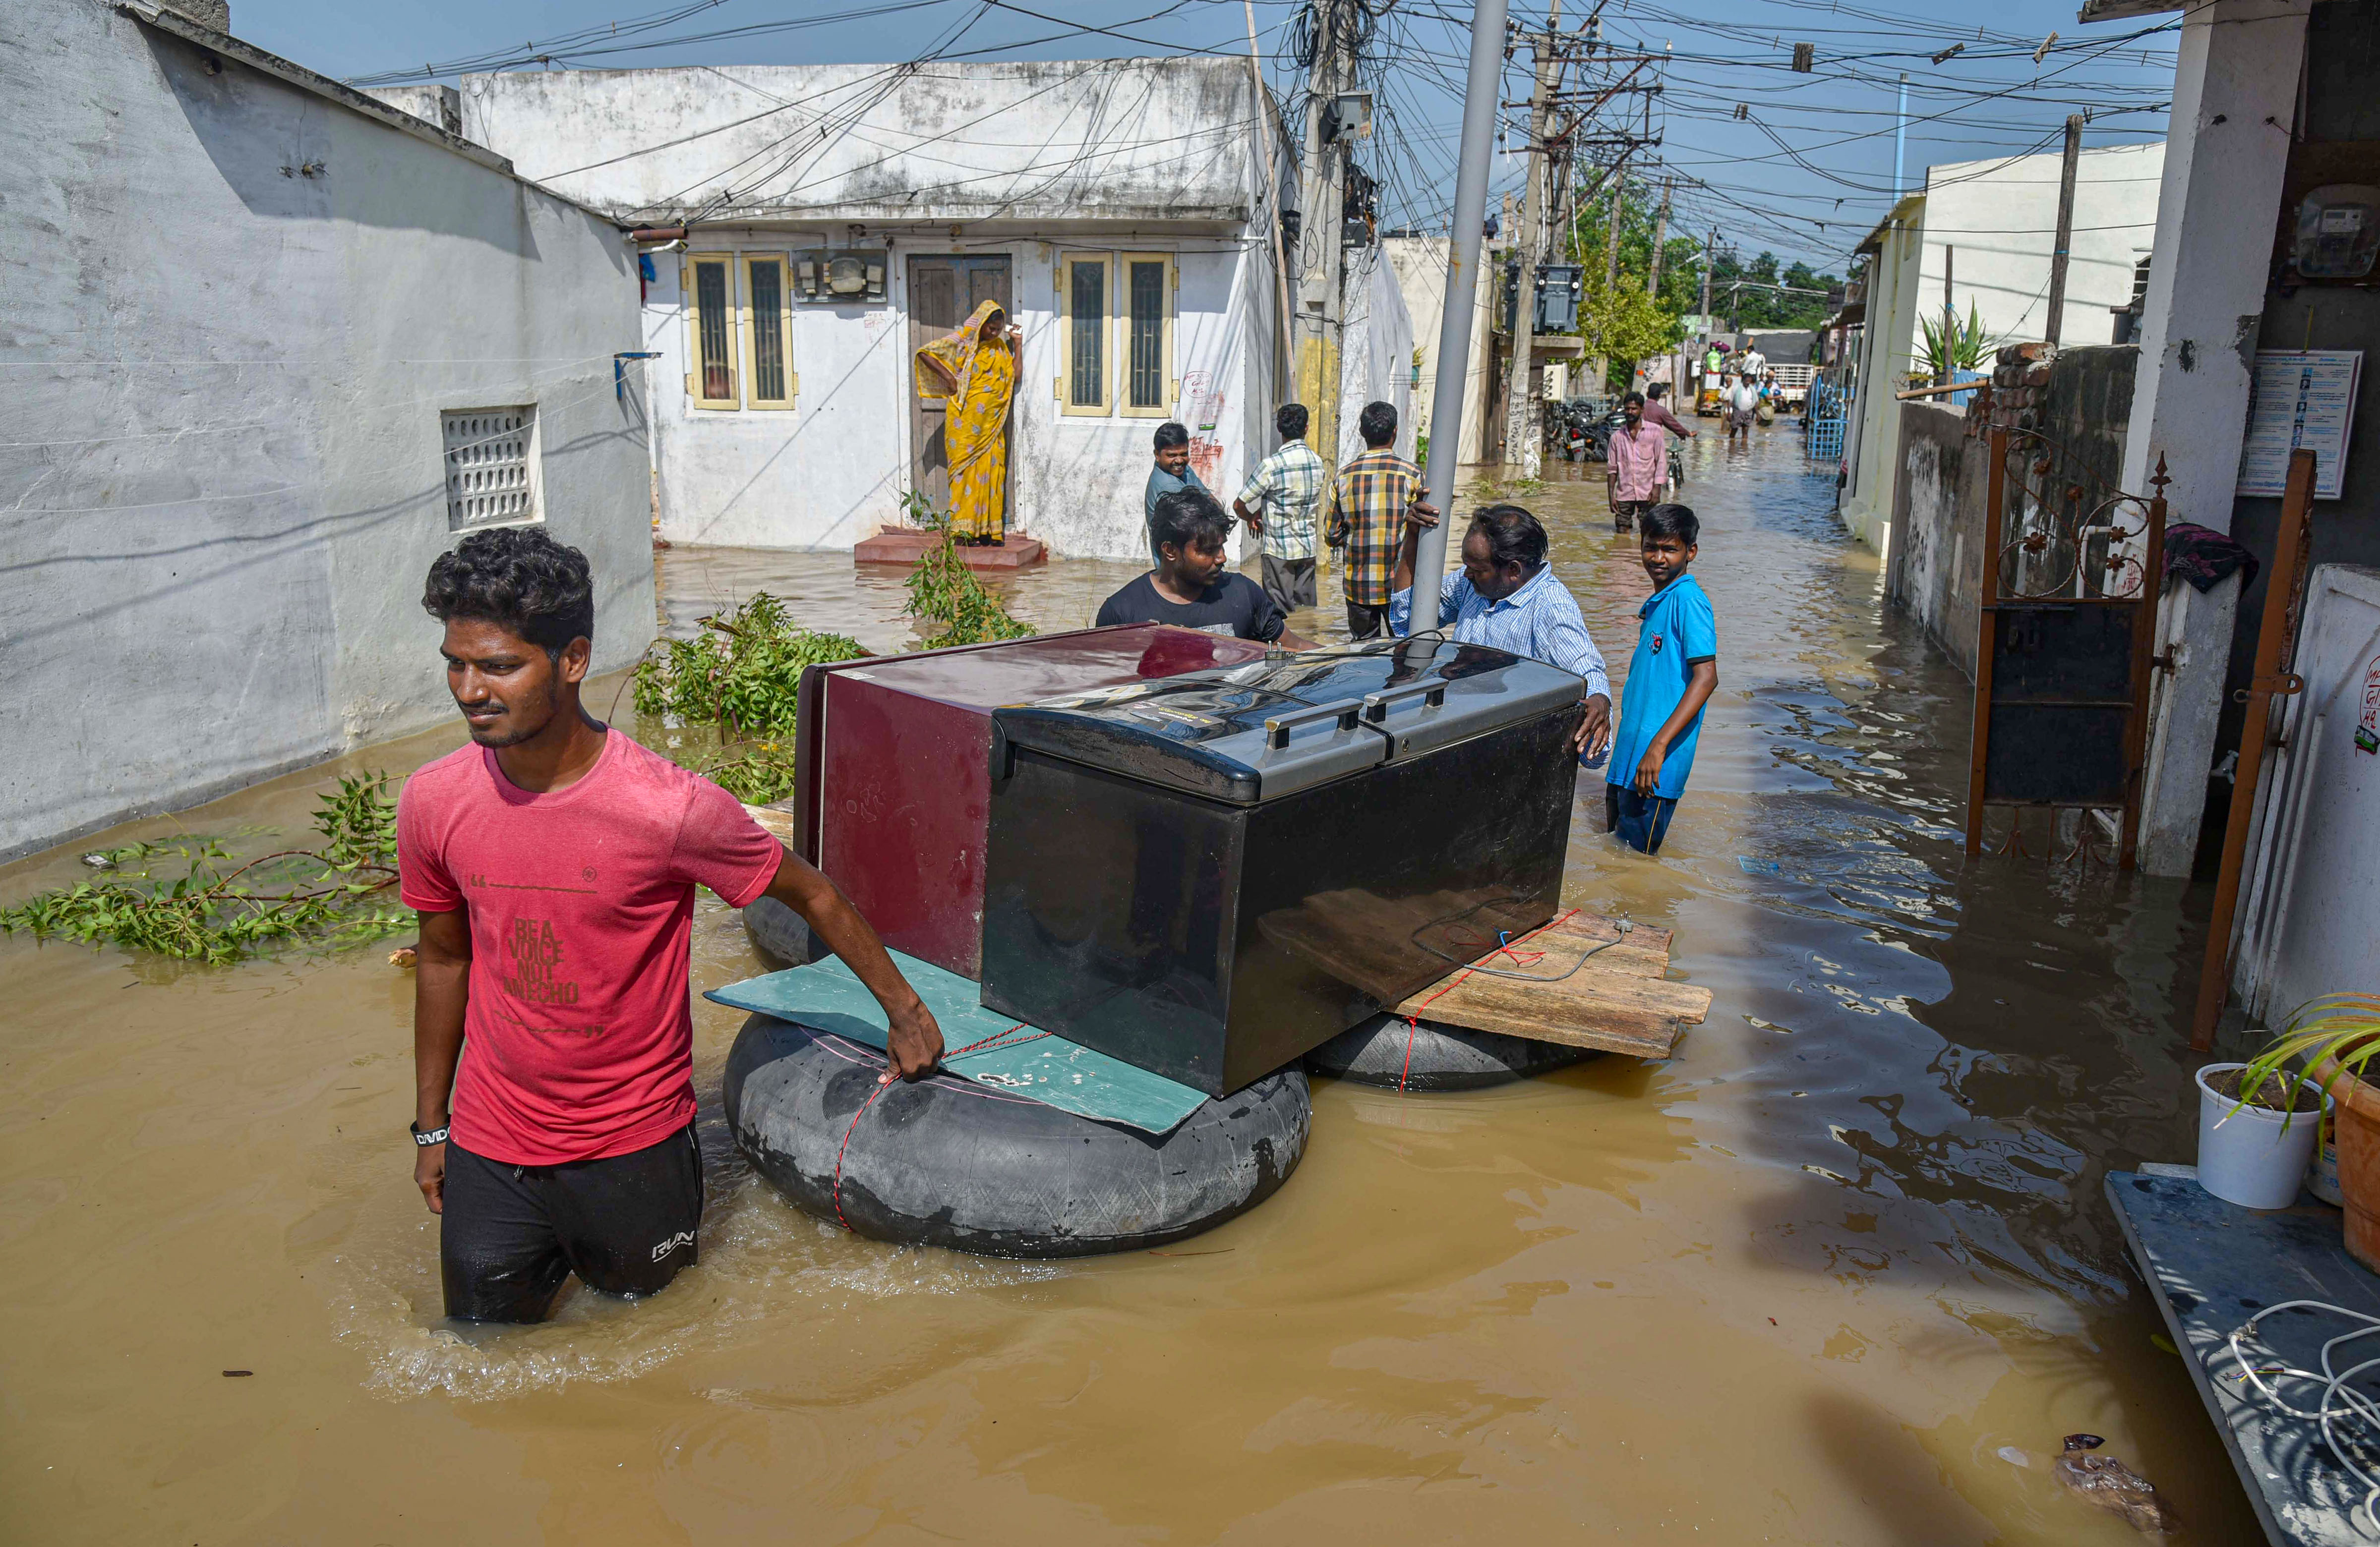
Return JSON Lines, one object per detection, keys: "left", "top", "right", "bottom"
{"left": 704, "top": 951, "right": 1211, "bottom": 1136}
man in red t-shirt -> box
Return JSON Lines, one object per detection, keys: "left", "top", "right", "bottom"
{"left": 399, "top": 527, "right": 943, "bottom": 1322}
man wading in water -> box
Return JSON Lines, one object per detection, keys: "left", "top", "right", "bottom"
{"left": 400, "top": 528, "right": 944, "bottom": 1323}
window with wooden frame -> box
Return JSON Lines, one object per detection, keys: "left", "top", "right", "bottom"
{"left": 1058, "top": 252, "right": 1111, "bottom": 415}
{"left": 1119, "top": 252, "right": 1176, "bottom": 417}
{"left": 742, "top": 253, "right": 795, "bottom": 409}
{"left": 684, "top": 253, "right": 738, "bottom": 409}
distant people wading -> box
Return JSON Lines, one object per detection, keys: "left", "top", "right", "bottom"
{"left": 1234, "top": 402, "right": 1328, "bottom": 616}
{"left": 1324, "top": 400, "right": 1427, "bottom": 640}
{"left": 401, "top": 528, "right": 944, "bottom": 1323}
{"left": 913, "top": 299, "right": 1019, "bottom": 544}
{"left": 1724, "top": 375, "right": 1760, "bottom": 444}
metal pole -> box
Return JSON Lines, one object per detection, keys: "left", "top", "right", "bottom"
{"left": 1408, "top": 0, "right": 1511, "bottom": 632}
{"left": 2044, "top": 113, "right": 2083, "bottom": 347}
{"left": 1893, "top": 72, "right": 1908, "bottom": 197}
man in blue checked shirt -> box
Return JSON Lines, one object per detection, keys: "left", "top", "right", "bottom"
{"left": 1389, "top": 502, "right": 1613, "bottom": 761}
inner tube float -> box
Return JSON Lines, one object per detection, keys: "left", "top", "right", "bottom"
{"left": 741, "top": 895, "right": 817, "bottom": 969}
{"left": 1307, "top": 1012, "right": 1597, "bottom": 1091}
{"left": 723, "top": 1014, "right": 1311, "bottom": 1258}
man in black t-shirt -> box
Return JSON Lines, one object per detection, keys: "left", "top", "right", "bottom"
{"left": 1096, "top": 489, "right": 1287, "bottom": 642}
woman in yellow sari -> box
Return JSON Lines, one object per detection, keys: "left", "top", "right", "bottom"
{"left": 913, "top": 300, "right": 1020, "bottom": 544}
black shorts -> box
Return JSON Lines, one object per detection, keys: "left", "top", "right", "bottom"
{"left": 441, "top": 1125, "right": 704, "bottom": 1323}
{"left": 1346, "top": 600, "right": 1394, "bottom": 640}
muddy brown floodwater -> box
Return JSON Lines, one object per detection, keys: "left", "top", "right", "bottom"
{"left": 1, "top": 426, "right": 2255, "bottom": 1543}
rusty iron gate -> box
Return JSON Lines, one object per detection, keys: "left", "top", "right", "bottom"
{"left": 1964, "top": 424, "right": 2169, "bottom": 865}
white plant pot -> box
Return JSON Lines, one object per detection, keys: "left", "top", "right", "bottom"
{"left": 2197, "top": 1062, "right": 2325, "bottom": 1209}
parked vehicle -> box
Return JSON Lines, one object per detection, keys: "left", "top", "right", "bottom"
{"left": 1769, "top": 363, "right": 1815, "bottom": 411}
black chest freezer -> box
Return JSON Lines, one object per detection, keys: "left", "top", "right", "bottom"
{"left": 979, "top": 638, "right": 1586, "bottom": 1095}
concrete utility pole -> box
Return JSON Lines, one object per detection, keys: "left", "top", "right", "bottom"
{"left": 1293, "top": 0, "right": 1353, "bottom": 460}
{"left": 2043, "top": 113, "right": 2083, "bottom": 346}
{"left": 1603, "top": 175, "right": 1626, "bottom": 291}
{"left": 1407, "top": 0, "right": 1511, "bottom": 630}
{"left": 1645, "top": 176, "right": 1672, "bottom": 298}
{"left": 1699, "top": 225, "right": 1716, "bottom": 329}
{"left": 1501, "top": 2, "right": 1561, "bottom": 477}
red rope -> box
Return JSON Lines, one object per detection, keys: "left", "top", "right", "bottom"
{"left": 830, "top": 1021, "right": 1042, "bottom": 1232}
{"left": 1392, "top": 911, "right": 1587, "bottom": 1095}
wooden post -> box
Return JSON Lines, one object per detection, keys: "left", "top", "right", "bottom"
{"left": 1966, "top": 426, "right": 2009, "bottom": 858}
{"left": 2118, "top": 456, "right": 2170, "bottom": 868}
{"left": 2044, "top": 115, "right": 2082, "bottom": 347}
{"left": 2190, "top": 448, "right": 2317, "bottom": 1049}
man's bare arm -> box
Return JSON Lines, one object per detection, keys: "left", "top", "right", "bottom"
{"left": 412, "top": 907, "right": 471, "bottom": 1214}
{"left": 762, "top": 848, "right": 945, "bottom": 1082}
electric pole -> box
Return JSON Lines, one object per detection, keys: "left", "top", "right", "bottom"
{"left": 1699, "top": 225, "right": 1716, "bottom": 334}
{"left": 1645, "top": 176, "right": 1671, "bottom": 299}
{"left": 2044, "top": 113, "right": 2082, "bottom": 346}
{"left": 1294, "top": 0, "right": 1354, "bottom": 459}
{"left": 1408, "top": 0, "right": 1510, "bottom": 633}
{"left": 1603, "top": 175, "right": 1626, "bottom": 291}
{"left": 1501, "top": 1, "right": 1561, "bottom": 477}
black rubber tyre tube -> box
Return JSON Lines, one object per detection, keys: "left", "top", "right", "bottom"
{"left": 741, "top": 895, "right": 817, "bottom": 969}
{"left": 1307, "top": 1011, "right": 1598, "bottom": 1091}
{"left": 723, "top": 1013, "right": 1313, "bottom": 1258}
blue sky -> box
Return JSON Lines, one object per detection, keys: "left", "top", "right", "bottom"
{"left": 233, "top": 0, "right": 2179, "bottom": 272}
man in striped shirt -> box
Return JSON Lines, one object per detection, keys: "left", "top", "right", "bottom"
{"left": 1324, "top": 400, "right": 1428, "bottom": 640}
{"left": 1388, "top": 502, "right": 1614, "bottom": 761}
{"left": 1233, "top": 403, "right": 1328, "bottom": 617}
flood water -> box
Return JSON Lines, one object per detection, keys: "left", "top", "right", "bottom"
{"left": 0, "top": 425, "right": 2255, "bottom": 1542}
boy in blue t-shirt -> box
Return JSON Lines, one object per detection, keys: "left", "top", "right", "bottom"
{"left": 1600, "top": 503, "right": 1718, "bottom": 854}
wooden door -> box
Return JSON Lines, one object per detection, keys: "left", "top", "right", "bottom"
{"left": 907, "top": 255, "right": 1013, "bottom": 512}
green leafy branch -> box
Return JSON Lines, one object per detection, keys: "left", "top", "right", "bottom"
{"left": 902, "top": 530, "right": 1033, "bottom": 647}
{"left": 0, "top": 774, "right": 407, "bottom": 964}
{"left": 632, "top": 592, "right": 867, "bottom": 740}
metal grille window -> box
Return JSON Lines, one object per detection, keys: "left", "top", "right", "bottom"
{"left": 687, "top": 254, "right": 738, "bottom": 409}
{"left": 745, "top": 254, "right": 792, "bottom": 407}
{"left": 441, "top": 407, "right": 542, "bottom": 531}
{"left": 1061, "top": 254, "right": 1109, "bottom": 414}
{"left": 1122, "top": 254, "right": 1173, "bottom": 416}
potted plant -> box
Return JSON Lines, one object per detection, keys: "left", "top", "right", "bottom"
{"left": 2234, "top": 994, "right": 2380, "bottom": 1261}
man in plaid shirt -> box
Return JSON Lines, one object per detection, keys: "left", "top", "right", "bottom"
{"left": 1233, "top": 403, "right": 1328, "bottom": 616}
{"left": 1324, "top": 400, "right": 1430, "bottom": 639}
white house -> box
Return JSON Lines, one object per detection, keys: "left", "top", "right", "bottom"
{"left": 458, "top": 60, "right": 1360, "bottom": 562}
{"left": 1839, "top": 142, "right": 2165, "bottom": 554}
{"left": 0, "top": 0, "right": 654, "bottom": 862}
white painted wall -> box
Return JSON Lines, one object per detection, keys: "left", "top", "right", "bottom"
{"left": 1841, "top": 202, "right": 1926, "bottom": 554}
{"left": 1915, "top": 143, "right": 2166, "bottom": 347}
{"left": 2121, "top": 0, "right": 2311, "bottom": 876}
{"left": 1334, "top": 244, "right": 1419, "bottom": 466}
{"left": 0, "top": 0, "right": 652, "bottom": 862}
{"left": 1384, "top": 235, "right": 1493, "bottom": 465}
{"left": 636, "top": 230, "right": 1271, "bottom": 560}
{"left": 2231, "top": 565, "right": 2380, "bottom": 1022}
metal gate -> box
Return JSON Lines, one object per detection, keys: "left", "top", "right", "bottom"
{"left": 1964, "top": 424, "right": 2168, "bottom": 865}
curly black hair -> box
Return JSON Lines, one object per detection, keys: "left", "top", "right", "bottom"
{"left": 421, "top": 526, "right": 595, "bottom": 655}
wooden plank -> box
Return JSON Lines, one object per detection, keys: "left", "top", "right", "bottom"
{"left": 1385, "top": 908, "right": 1713, "bottom": 1060}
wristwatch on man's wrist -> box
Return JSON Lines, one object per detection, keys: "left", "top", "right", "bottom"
{"left": 410, "top": 1120, "right": 450, "bottom": 1147}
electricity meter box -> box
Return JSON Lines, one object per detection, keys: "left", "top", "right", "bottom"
{"left": 2294, "top": 186, "right": 2380, "bottom": 280}
{"left": 790, "top": 626, "right": 1273, "bottom": 979}
{"left": 979, "top": 641, "right": 1586, "bottom": 1096}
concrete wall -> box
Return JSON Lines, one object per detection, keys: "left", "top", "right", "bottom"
{"left": 1884, "top": 402, "right": 1986, "bottom": 676}
{"left": 1885, "top": 345, "right": 2136, "bottom": 681}
{"left": 465, "top": 60, "right": 1298, "bottom": 560}
{"left": 632, "top": 229, "right": 1273, "bottom": 560}
{"left": 1841, "top": 202, "right": 1925, "bottom": 552}
{"left": 0, "top": 0, "right": 652, "bottom": 862}
{"left": 460, "top": 60, "right": 1264, "bottom": 225}
{"left": 1916, "top": 144, "right": 2165, "bottom": 346}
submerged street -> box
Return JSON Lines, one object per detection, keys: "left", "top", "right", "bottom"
{"left": 0, "top": 426, "right": 2254, "bottom": 1542}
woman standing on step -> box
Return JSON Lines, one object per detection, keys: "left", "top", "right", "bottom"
{"left": 914, "top": 300, "right": 1020, "bottom": 545}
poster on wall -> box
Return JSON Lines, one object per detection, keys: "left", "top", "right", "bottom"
{"left": 2236, "top": 348, "right": 2362, "bottom": 499}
